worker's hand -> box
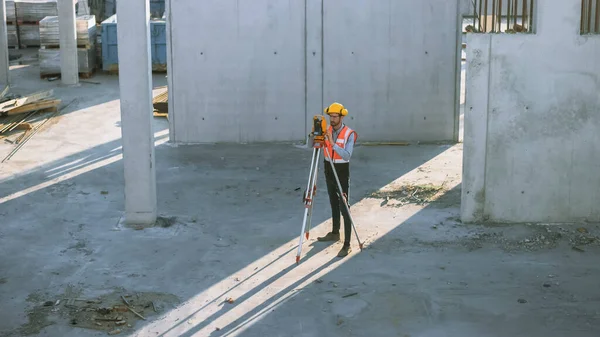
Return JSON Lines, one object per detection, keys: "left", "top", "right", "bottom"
{"left": 326, "top": 129, "right": 333, "bottom": 143}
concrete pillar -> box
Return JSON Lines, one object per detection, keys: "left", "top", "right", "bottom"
{"left": 0, "top": 0, "right": 10, "bottom": 86}
{"left": 116, "top": 0, "right": 157, "bottom": 225}
{"left": 58, "top": 0, "right": 78, "bottom": 85}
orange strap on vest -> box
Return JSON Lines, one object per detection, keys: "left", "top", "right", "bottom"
{"left": 325, "top": 125, "right": 357, "bottom": 163}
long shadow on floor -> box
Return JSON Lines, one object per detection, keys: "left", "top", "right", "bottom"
{"left": 0, "top": 140, "right": 451, "bottom": 336}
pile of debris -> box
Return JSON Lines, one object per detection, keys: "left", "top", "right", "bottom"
{"left": 18, "top": 288, "right": 180, "bottom": 336}
{"left": 152, "top": 86, "right": 168, "bottom": 119}
{"left": 0, "top": 87, "right": 64, "bottom": 162}
{"left": 370, "top": 183, "right": 447, "bottom": 207}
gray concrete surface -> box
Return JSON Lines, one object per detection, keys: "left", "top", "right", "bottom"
{"left": 1, "top": 48, "right": 600, "bottom": 337}
{"left": 167, "top": 0, "right": 461, "bottom": 143}
{"left": 462, "top": 0, "right": 600, "bottom": 223}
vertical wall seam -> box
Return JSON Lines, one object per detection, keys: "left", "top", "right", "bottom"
{"left": 304, "top": 0, "right": 308, "bottom": 140}
{"left": 453, "top": 0, "right": 462, "bottom": 142}
{"left": 320, "top": 0, "right": 324, "bottom": 115}
{"left": 482, "top": 35, "right": 493, "bottom": 219}
{"left": 166, "top": 0, "right": 176, "bottom": 142}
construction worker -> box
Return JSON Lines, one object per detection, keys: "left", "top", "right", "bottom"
{"left": 317, "top": 102, "right": 358, "bottom": 257}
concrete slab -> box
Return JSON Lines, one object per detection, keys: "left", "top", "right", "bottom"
{"left": 1, "top": 49, "right": 600, "bottom": 337}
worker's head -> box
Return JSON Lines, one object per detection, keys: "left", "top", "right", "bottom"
{"left": 324, "top": 102, "right": 348, "bottom": 128}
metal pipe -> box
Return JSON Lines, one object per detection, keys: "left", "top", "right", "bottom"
{"left": 491, "top": 0, "right": 496, "bottom": 32}
{"left": 594, "top": 0, "right": 600, "bottom": 34}
{"left": 529, "top": 0, "right": 534, "bottom": 33}
{"left": 521, "top": 0, "right": 527, "bottom": 29}
{"left": 523, "top": 0, "right": 528, "bottom": 31}
{"left": 507, "top": 0, "right": 512, "bottom": 30}
{"left": 588, "top": 0, "right": 593, "bottom": 33}
{"left": 478, "top": 0, "right": 483, "bottom": 31}
{"left": 581, "top": 0, "right": 586, "bottom": 33}
{"left": 516, "top": 0, "right": 520, "bottom": 27}
{"left": 5, "top": 111, "right": 37, "bottom": 133}
{"left": 484, "top": 0, "right": 489, "bottom": 32}
{"left": 2, "top": 99, "right": 76, "bottom": 163}
{"left": 499, "top": 0, "right": 503, "bottom": 32}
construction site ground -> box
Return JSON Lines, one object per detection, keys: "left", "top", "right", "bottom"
{"left": 1, "top": 49, "right": 600, "bottom": 337}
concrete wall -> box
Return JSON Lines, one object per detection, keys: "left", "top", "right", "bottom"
{"left": 462, "top": 0, "right": 600, "bottom": 223}
{"left": 167, "top": 0, "right": 461, "bottom": 143}
{"left": 322, "top": 0, "right": 460, "bottom": 142}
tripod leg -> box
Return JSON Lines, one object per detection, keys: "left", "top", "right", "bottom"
{"left": 296, "top": 148, "right": 319, "bottom": 264}
{"left": 305, "top": 148, "right": 321, "bottom": 239}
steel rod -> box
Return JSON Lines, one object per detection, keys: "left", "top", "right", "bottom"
{"left": 484, "top": 0, "right": 489, "bottom": 32}
{"left": 514, "top": 0, "right": 518, "bottom": 27}
{"left": 523, "top": 0, "right": 528, "bottom": 30}
{"left": 5, "top": 110, "right": 37, "bottom": 133}
{"left": 478, "top": 0, "right": 483, "bottom": 31}
{"left": 582, "top": 0, "right": 586, "bottom": 33}
{"left": 588, "top": 0, "right": 593, "bottom": 33}
{"left": 529, "top": 0, "right": 534, "bottom": 32}
{"left": 594, "top": 0, "right": 600, "bottom": 34}
{"left": 2, "top": 99, "right": 76, "bottom": 163}
{"left": 498, "top": 0, "right": 503, "bottom": 32}
{"left": 491, "top": 0, "right": 496, "bottom": 32}
{"left": 507, "top": 0, "right": 512, "bottom": 30}
{"left": 522, "top": 0, "right": 526, "bottom": 29}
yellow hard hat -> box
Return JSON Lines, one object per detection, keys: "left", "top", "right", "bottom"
{"left": 324, "top": 102, "right": 348, "bottom": 116}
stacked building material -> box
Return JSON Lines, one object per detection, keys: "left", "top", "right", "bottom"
{"left": 7, "top": 25, "right": 19, "bottom": 48}
{"left": 15, "top": 0, "right": 58, "bottom": 22}
{"left": 39, "top": 47, "right": 96, "bottom": 77}
{"left": 6, "top": 0, "right": 16, "bottom": 22}
{"left": 18, "top": 25, "right": 40, "bottom": 46}
{"left": 6, "top": 1, "right": 18, "bottom": 47}
{"left": 39, "top": 15, "right": 96, "bottom": 47}
{"left": 38, "top": 14, "right": 97, "bottom": 78}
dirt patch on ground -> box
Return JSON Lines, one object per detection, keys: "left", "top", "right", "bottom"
{"left": 15, "top": 286, "right": 180, "bottom": 336}
{"left": 419, "top": 223, "right": 600, "bottom": 253}
{"left": 369, "top": 184, "right": 454, "bottom": 207}
{"left": 126, "top": 216, "right": 179, "bottom": 230}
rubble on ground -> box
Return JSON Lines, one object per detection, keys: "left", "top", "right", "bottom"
{"left": 17, "top": 286, "right": 180, "bottom": 336}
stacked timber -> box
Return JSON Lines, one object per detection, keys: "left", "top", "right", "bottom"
{"left": 38, "top": 15, "right": 97, "bottom": 78}
{"left": 152, "top": 87, "right": 169, "bottom": 119}
{"left": 0, "top": 88, "right": 63, "bottom": 163}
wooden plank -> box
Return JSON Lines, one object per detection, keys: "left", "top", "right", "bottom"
{"left": 153, "top": 111, "right": 168, "bottom": 119}
{"left": 1, "top": 98, "right": 61, "bottom": 117}
{"left": 0, "top": 85, "right": 9, "bottom": 99}
{"left": 152, "top": 89, "right": 168, "bottom": 104}
{"left": 0, "top": 89, "right": 54, "bottom": 112}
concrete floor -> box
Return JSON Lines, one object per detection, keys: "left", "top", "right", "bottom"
{"left": 1, "top": 50, "right": 600, "bottom": 337}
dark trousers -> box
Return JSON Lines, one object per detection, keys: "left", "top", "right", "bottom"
{"left": 324, "top": 160, "right": 351, "bottom": 246}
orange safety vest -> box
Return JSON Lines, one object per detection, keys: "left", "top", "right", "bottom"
{"left": 325, "top": 125, "right": 357, "bottom": 163}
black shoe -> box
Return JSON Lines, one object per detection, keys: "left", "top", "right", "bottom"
{"left": 317, "top": 232, "right": 340, "bottom": 242}
{"left": 337, "top": 245, "right": 352, "bottom": 257}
